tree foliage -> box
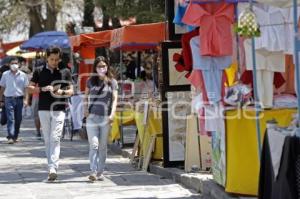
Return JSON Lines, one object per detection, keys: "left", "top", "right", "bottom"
{"left": 0, "top": 0, "right": 64, "bottom": 37}
{"left": 95, "top": 0, "right": 165, "bottom": 25}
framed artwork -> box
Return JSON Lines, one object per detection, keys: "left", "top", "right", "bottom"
{"left": 166, "top": 0, "right": 191, "bottom": 41}
{"left": 162, "top": 90, "right": 191, "bottom": 167}
{"left": 161, "top": 41, "right": 191, "bottom": 91}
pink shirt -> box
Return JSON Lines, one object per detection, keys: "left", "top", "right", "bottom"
{"left": 182, "top": 2, "right": 234, "bottom": 56}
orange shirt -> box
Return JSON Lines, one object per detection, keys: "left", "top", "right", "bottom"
{"left": 182, "top": 2, "right": 234, "bottom": 56}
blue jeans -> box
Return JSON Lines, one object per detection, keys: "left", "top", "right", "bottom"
{"left": 5, "top": 97, "right": 24, "bottom": 140}
{"left": 86, "top": 114, "right": 110, "bottom": 174}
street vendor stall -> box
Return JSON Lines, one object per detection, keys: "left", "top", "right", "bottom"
{"left": 166, "top": 0, "right": 300, "bottom": 197}
{"left": 110, "top": 22, "right": 166, "bottom": 169}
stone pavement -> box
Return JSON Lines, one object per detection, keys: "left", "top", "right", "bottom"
{"left": 0, "top": 118, "right": 201, "bottom": 199}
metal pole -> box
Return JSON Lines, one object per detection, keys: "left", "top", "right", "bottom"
{"left": 293, "top": 0, "right": 300, "bottom": 125}
{"left": 120, "top": 51, "right": 124, "bottom": 147}
{"left": 250, "top": 0, "right": 262, "bottom": 160}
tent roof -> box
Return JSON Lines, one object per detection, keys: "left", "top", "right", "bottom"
{"left": 70, "top": 30, "right": 112, "bottom": 51}
{"left": 110, "top": 22, "right": 166, "bottom": 51}
{"left": 20, "top": 31, "right": 70, "bottom": 51}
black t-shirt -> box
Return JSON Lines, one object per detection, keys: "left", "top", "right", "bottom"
{"left": 31, "top": 66, "right": 72, "bottom": 111}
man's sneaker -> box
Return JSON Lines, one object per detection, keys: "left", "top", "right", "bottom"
{"left": 88, "top": 172, "right": 97, "bottom": 182}
{"left": 7, "top": 139, "right": 14, "bottom": 144}
{"left": 37, "top": 133, "right": 42, "bottom": 140}
{"left": 97, "top": 173, "right": 105, "bottom": 181}
{"left": 48, "top": 169, "right": 57, "bottom": 181}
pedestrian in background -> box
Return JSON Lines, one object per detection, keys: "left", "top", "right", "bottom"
{"left": 84, "top": 56, "right": 118, "bottom": 182}
{"left": 28, "top": 47, "right": 73, "bottom": 181}
{"left": 0, "top": 57, "right": 29, "bottom": 144}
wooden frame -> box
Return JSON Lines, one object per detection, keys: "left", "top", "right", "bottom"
{"left": 162, "top": 90, "right": 191, "bottom": 167}
{"left": 161, "top": 41, "right": 191, "bottom": 91}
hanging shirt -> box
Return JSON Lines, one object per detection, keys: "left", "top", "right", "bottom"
{"left": 244, "top": 39, "right": 285, "bottom": 72}
{"left": 254, "top": 4, "right": 286, "bottom": 52}
{"left": 181, "top": 28, "right": 199, "bottom": 71}
{"left": 190, "top": 36, "right": 232, "bottom": 70}
{"left": 182, "top": 2, "right": 234, "bottom": 56}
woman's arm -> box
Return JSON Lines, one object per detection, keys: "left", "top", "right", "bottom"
{"left": 84, "top": 87, "right": 90, "bottom": 118}
{"left": 109, "top": 90, "right": 118, "bottom": 121}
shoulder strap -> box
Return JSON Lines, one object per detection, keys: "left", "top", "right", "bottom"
{"left": 88, "top": 83, "right": 105, "bottom": 113}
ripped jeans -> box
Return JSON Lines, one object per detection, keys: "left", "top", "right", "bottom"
{"left": 86, "top": 114, "right": 110, "bottom": 174}
{"left": 38, "top": 111, "right": 65, "bottom": 171}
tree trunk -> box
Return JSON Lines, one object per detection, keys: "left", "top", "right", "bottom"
{"left": 28, "top": 6, "right": 44, "bottom": 37}
{"left": 44, "top": 0, "right": 57, "bottom": 31}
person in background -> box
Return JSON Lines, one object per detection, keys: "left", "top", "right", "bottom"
{"left": 84, "top": 56, "right": 118, "bottom": 182}
{"left": 28, "top": 47, "right": 73, "bottom": 181}
{"left": 0, "top": 57, "right": 29, "bottom": 144}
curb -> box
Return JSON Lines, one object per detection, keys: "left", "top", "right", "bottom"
{"left": 108, "top": 144, "right": 256, "bottom": 199}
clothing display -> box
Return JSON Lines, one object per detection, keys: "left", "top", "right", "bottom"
{"left": 181, "top": 28, "right": 199, "bottom": 71}
{"left": 259, "top": 129, "right": 300, "bottom": 199}
{"left": 182, "top": 2, "right": 235, "bottom": 56}
{"left": 173, "top": 2, "right": 196, "bottom": 32}
{"left": 189, "top": 36, "right": 230, "bottom": 103}
{"left": 190, "top": 36, "right": 232, "bottom": 70}
{"left": 274, "top": 94, "right": 298, "bottom": 108}
{"left": 244, "top": 39, "right": 285, "bottom": 72}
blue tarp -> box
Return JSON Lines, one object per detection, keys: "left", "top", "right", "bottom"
{"left": 20, "top": 31, "right": 70, "bottom": 50}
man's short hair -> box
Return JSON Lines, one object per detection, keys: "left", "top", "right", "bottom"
{"left": 46, "top": 46, "right": 62, "bottom": 57}
{"left": 9, "top": 57, "right": 19, "bottom": 64}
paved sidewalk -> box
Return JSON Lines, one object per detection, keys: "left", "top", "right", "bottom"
{"left": 0, "top": 119, "right": 200, "bottom": 199}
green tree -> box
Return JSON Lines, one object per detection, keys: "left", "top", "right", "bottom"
{"left": 94, "top": 0, "right": 165, "bottom": 27}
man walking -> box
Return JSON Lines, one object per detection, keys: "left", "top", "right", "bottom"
{"left": 0, "top": 57, "right": 29, "bottom": 144}
{"left": 28, "top": 47, "right": 73, "bottom": 181}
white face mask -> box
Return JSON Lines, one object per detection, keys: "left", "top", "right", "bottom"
{"left": 10, "top": 64, "right": 19, "bottom": 71}
{"left": 96, "top": 67, "right": 107, "bottom": 77}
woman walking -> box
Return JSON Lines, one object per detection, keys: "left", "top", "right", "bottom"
{"left": 84, "top": 56, "right": 118, "bottom": 182}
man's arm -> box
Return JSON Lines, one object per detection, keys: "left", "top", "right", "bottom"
{"left": 27, "top": 82, "right": 40, "bottom": 94}
{"left": 0, "top": 86, "right": 4, "bottom": 106}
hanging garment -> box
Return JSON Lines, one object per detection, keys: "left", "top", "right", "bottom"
{"left": 276, "top": 55, "right": 296, "bottom": 94}
{"left": 240, "top": 70, "right": 286, "bottom": 108}
{"left": 254, "top": 4, "right": 287, "bottom": 52}
{"left": 190, "top": 36, "right": 232, "bottom": 70}
{"left": 259, "top": 131, "right": 300, "bottom": 199}
{"left": 189, "top": 36, "right": 230, "bottom": 103}
{"left": 182, "top": 2, "right": 234, "bottom": 56}
{"left": 173, "top": 2, "right": 197, "bottom": 32}
{"left": 256, "top": 70, "right": 275, "bottom": 108}
{"left": 283, "top": 6, "right": 300, "bottom": 54}
{"left": 181, "top": 28, "right": 199, "bottom": 71}
{"left": 244, "top": 39, "right": 285, "bottom": 72}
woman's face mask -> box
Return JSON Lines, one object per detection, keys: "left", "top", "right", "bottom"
{"left": 10, "top": 64, "right": 19, "bottom": 71}
{"left": 96, "top": 66, "right": 107, "bottom": 77}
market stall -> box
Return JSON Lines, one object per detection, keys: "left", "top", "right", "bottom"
{"left": 165, "top": 0, "right": 300, "bottom": 197}
{"left": 110, "top": 22, "right": 166, "bottom": 169}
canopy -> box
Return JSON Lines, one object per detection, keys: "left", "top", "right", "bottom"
{"left": 6, "top": 46, "right": 36, "bottom": 59}
{"left": 20, "top": 31, "right": 70, "bottom": 51}
{"left": 110, "top": 22, "right": 166, "bottom": 51}
{"left": 70, "top": 30, "right": 112, "bottom": 51}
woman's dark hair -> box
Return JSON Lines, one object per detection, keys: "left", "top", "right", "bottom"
{"left": 46, "top": 46, "right": 62, "bottom": 58}
{"left": 90, "top": 56, "right": 113, "bottom": 86}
